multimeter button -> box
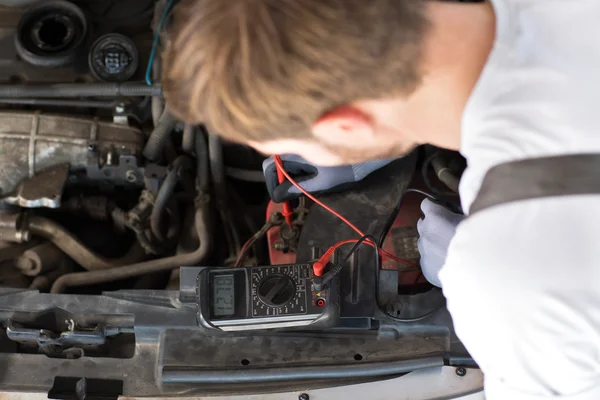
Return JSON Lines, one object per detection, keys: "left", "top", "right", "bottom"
{"left": 258, "top": 275, "right": 296, "bottom": 306}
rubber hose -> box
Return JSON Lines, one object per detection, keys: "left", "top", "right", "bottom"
{"left": 225, "top": 166, "right": 265, "bottom": 183}
{"left": 151, "top": 96, "right": 165, "bottom": 126}
{"left": 195, "top": 129, "right": 210, "bottom": 191}
{"left": 143, "top": 109, "right": 177, "bottom": 161}
{"left": 50, "top": 205, "right": 211, "bottom": 293}
{"left": 0, "top": 83, "right": 162, "bottom": 98}
{"left": 162, "top": 357, "right": 443, "bottom": 384}
{"left": 27, "top": 216, "right": 144, "bottom": 271}
{"left": 208, "top": 134, "right": 227, "bottom": 201}
{"left": 150, "top": 156, "right": 191, "bottom": 241}
{"left": 182, "top": 124, "right": 195, "bottom": 154}
{"left": 151, "top": 57, "right": 164, "bottom": 126}
{"left": 431, "top": 155, "right": 460, "bottom": 193}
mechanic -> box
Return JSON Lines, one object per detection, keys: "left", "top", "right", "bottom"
{"left": 162, "top": 0, "right": 600, "bottom": 399}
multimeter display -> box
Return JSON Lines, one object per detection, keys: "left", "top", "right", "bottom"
{"left": 213, "top": 274, "right": 235, "bottom": 316}
{"left": 196, "top": 264, "right": 340, "bottom": 332}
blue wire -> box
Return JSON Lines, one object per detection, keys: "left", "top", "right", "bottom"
{"left": 145, "top": 0, "right": 176, "bottom": 85}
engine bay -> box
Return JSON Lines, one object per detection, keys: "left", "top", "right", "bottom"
{"left": 0, "top": 0, "right": 474, "bottom": 397}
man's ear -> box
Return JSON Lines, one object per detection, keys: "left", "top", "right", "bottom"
{"left": 311, "top": 106, "right": 375, "bottom": 147}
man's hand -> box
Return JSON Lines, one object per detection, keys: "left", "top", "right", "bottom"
{"left": 417, "top": 198, "right": 465, "bottom": 287}
{"left": 262, "top": 155, "right": 395, "bottom": 203}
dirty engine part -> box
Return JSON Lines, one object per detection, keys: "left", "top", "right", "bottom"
{"left": 0, "top": 111, "right": 144, "bottom": 200}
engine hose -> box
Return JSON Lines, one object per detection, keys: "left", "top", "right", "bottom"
{"left": 431, "top": 154, "right": 460, "bottom": 193}
{"left": 50, "top": 203, "right": 211, "bottom": 293}
{"left": 151, "top": 57, "right": 164, "bottom": 126}
{"left": 151, "top": 96, "right": 165, "bottom": 126}
{"left": 208, "top": 134, "right": 227, "bottom": 201}
{"left": 150, "top": 156, "right": 192, "bottom": 241}
{"left": 225, "top": 166, "right": 265, "bottom": 183}
{"left": 208, "top": 134, "right": 241, "bottom": 253}
{"left": 195, "top": 128, "right": 210, "bottom": 191}
{"left": 143, "top": 109, "right": 177, "bottom": 161}
{"left": 27, "top": 216, "right": 145, "bottom": 271}
{"left": 182, "top": 124, "right": 195, "bottom": 154}
{"left": 0, "top": 83, "right": 162, "bottom": 98}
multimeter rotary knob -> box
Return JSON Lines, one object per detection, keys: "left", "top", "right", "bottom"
{"left": 258, "top": 274, "right": 296, "bottom": 306}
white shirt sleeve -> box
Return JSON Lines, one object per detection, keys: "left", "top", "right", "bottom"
{"left": 450, "top": 1, "right": 600, "bottom": 396}
{"left": 440, "top": 198, "right": 600, "bottom": 399}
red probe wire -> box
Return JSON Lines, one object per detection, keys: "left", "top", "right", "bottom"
{"left": 273, "top": 155, "right": 419, "bottom": 270}
{"left": 276, "top": 165, "right": 294, "bottom": 226}
{"left": 312, "top": 239, "right": 374, "bottom": 276}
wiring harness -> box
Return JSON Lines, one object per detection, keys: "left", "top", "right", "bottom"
{"left": 236, "top": 155, "right": 446, "bottom": 323}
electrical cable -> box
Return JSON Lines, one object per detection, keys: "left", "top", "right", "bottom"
{"left": 422, "top": 151, "right": 459, "bottom": 197}
{"left": 376, "top": 188, "right": 437, "bottom": 248}
{"left": 234, "top": 219, "right": 276, "bottom": 267}
{"left": 378, "top": 187, "right": 461, "bottom": 248}
{"left": 273, "top": 156, "right": 418, "bottom": 268}
{"left": 318, "top": 236, "right": 374, "bottom": 286}
{"left": 272, "top": 156, "right": 445, "bottom": 321}
{"left": 146, "top": 0, "right": 175, "bottom": 85}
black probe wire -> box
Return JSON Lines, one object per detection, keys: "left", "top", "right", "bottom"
{"left": 377, "top": 187, "right": 463, "bottom": 247}
{"left": 421, "top": 151, "right": 459, "bottom": 198}
{"left": 324, "top": 234, "right": 446, "bottom": 323}
{"left": 377, "top": 188, "right": 439, "bottom": 247}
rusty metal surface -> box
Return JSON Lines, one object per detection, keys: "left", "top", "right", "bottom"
{"left": 3, "top": 163, "right": 68, "bottom": 208}
{"left": 0, "top": 111, "right": 144, "bottom": 196}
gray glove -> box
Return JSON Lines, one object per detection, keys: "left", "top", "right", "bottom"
{"left": 262, "top": 154, "right": 395, "bottom": 203}
{"left": 417, "top": 198, "right": 465, "bottom": 287}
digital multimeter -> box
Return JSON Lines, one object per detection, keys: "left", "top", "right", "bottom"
{"left": 196, "top": 264, "right": 340, "bottom": 332}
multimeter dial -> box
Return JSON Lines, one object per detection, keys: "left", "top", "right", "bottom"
{"left": 257, "top": 274, "right": 296, "bottom": 306}
{"left": 251, "top": 265, "right": 309, "bottom": 317}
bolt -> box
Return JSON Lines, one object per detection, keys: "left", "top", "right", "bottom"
{"left": 125, "top": 170, "right": 137, "bottom": 183}
{"left": 455, "top": 367, "right": 467, "bottom": 377}
{"left": 273, "top": 242, "right": 286, "bottom": 251}
{"left": 298, "top": 394, "right": 309, "bottom": 400}
{"left": 270, "top": 212, "right": 285, "bottom": 225}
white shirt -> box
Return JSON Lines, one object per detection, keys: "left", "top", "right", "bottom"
{"left": 439, "top": 0, "right": 600, "bottom": 399}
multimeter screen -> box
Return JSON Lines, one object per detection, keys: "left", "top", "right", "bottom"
{"left": 213, "top": 274, "right": 235, "bottom": 316}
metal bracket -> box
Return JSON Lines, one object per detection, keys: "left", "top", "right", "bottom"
{"left": 6, "top": 319, "right": 132, "bottom": 358}
{"left": 3, "top": 164, "right": 69, "bottom": 208}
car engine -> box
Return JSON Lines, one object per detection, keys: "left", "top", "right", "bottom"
{"left": 0, "top": 0, "right": 262, "bottom": 293}
{"left": 0, "top": 1, "right": 478, "bottom": 397}
{"left": 0, "top": 0, "right": 469, "bottom": 300}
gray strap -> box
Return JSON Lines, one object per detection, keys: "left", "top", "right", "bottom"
{"left": 470, "top": 154, "right": 600, "bottom": 215}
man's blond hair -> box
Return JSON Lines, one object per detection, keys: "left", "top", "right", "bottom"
{"left": 163, "top": 0, "right": 428, "bottom": 143}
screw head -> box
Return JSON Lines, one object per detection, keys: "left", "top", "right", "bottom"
{"left": 125, "top": 170, "right": 137, "bottom": 183}
{"left": 298, "top": 394, "right": 309, "bottom": 400}
{"left": 455, "top": 367, "right": 467, "bottom": 377}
